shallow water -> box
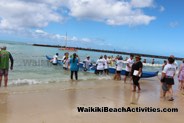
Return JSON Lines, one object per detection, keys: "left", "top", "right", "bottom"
{"left": 0, "top": 41, "right": 181, "bottom": 86}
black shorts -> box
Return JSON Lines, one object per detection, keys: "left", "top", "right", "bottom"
{"left": 96, "top": 70, "right": 103, "bottom": 74}
{"left": 132, "top": 76, "right": 140, "bottom": 86}
{"left": 104, "top": 69, "right": 109, "bottom": 73}
{"left": 165, "top": 78, "right": 174, "bottom": 85}
{"left": 125, "top": 71, "right": 130, "bottom": 76}
{"left": 63, "top": 67, "right": 68, "bottom": 70}
{"left": 116, "top": 71, "right": 121, "bottom": 74}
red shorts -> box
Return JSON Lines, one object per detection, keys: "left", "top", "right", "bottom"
{"left": 0, "top": 69, "right": 9, "bottom": 76}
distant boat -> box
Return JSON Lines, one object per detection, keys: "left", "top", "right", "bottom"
{"left": 59, "top": 33, "right": 78, "bottom": 52}
{"left": 59, "top": 47, "right": 78, "bottom": 51}
{"left": 46, "top": 55, "right": 158, "bottom": 78}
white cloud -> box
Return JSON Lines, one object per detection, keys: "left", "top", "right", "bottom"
{"left": 0, "top": 0, "right": 157, "bottom": 32}
{"left": 131, "top": 0, "right": 154, "bottom": 8}
{"left": 0, "top": 0, "right": 62, "bottom": 31}
{"left": 67, "top": 0, "right": 156, "bottom": 26}
{"left": 0, "top": 0, "right": 158, "bottom": 47}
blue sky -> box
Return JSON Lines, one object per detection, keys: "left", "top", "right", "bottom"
{"left": 0, "top": 0, "right": 184, "bottom": 57}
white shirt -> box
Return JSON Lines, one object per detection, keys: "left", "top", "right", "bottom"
{"left": 162, "top": 64, "right": 176, "bottom": 77}
{"left": 125, "top": 58, "right": 134, "bottom": 72}
{"left": 83, "top": 59, "right": 91, "bottom": 69}
{"left": 52, "top": 55, "right": 58, "bottom": 64}
{"left": 96, "top": 59, "right": 105, "bottom": 70}
{"left": 62, "top": 56, "right": 66, "bottom": 61}
{"left": 103, "top": 58, "right": 109, "bottom": 69}
{"left": 63, "top": 58, "right": 69, "bottom": 68}
{"left": 116, "top": 60, "right": 124, "bottom": 71}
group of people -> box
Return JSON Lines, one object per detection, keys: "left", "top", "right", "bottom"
{"left": 95, "top": 54, "right": 142, "bottom": 92}
{"left": 1, "top": 46, "right": 184, "bottom": 102}
{"left": 51, "top": 52, "right": 80, "bottom": 80}
{"left": 51, "top": 53, "right": 143, "bottom": 93}
{"left": 50, "top": 52, "right": 184, "bottom": 101}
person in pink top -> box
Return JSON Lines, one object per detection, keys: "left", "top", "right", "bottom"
{"left": 178, "top": 59, "right": 184, "bottom": 92}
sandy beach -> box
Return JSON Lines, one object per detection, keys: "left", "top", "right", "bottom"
{"left": 0, "top": 76, "right": 183, "bottom": 123}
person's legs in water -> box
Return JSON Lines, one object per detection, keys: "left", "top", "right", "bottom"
{"left": 116, "top": 71, "right": 121, "bottom": 80}
{"left": 0, "top": 70, "right": 3, "bottom": 87}
{"left": 0, "top": 70, "right": 9, "bottom": 87}
{"left": 4, "top": 75, "right": 8, "bottom": 87}
{"left": 113, "top": 74, "right": 117, "bottom": 80}
{"left": 123, "top": 71, "right": 129, "bottom": 83}
{"left": 75, "top": 71, "right": 78, "bottom": 80}
{"left": 71, "top": 71, "right": 74, "bottom": 80}
{"left": 100, "top": 70, "right": 103, "bottom": 75}
{"left": 124, "top": 76, "right": 127, "bottom": 83}
{"left": 0, "top": 75, "right": 2, "bottom": 87}
{"left": 118, "top": 73, "right": 121, "bottom": 80}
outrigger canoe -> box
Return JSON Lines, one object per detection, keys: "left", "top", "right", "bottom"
{"left": 46, "top": 55, "right": 63, "bottom": 65}
{"left": 46, "top": 55, "right": 159, "bottom": 78}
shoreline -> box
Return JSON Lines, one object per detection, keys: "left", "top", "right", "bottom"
{"left": 0, "top": 76, "right": 184, "bottom": 123}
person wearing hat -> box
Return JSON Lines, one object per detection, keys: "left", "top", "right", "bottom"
{"left": 0, "top": 46, "right": 14, "bottom": 87}
{"left": 131, "top": 55, "right": 143, "bottom": 92}
{"left": 83, "top": 55, "right": 92, "bottom": 71}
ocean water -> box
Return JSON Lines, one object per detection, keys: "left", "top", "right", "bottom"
{"left": 0, "top": 41, "right": 181, "bottom": 86}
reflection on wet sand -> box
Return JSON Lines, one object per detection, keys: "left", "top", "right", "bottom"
{"left": 130, "top": 92, "right": 140, "bottom": 105}
{"left": 0, "top": 92, "right": 8, "bottom": 123}
{"left": 0, "top": 77, "right": 183, "bottom": 123}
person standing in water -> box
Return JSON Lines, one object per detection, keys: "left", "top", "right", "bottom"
{"left": 151, "top": 58, "right": 155, "bottom": 65}
{"left": 124, "top": 54, "right": 134, "bottom": 83}
{"left": 131, "top": 55, "right": 143, "bottom": 92}
{"left": 69, "top": 53, "right": 79, "bottom": 80}
{"left": 63, "top": 55, "right": 70, "bottom": 70}
{"left": 103, "top": 55, "right": 110, "bottom": 75}
{"left": 51, "top": 53, "right": 59, "bottom": 65}
{"left": 83, "top": 56, "right": 92, "bottom": 71}
{"left": 0, "top": 46, "right": 14, "bottom": 87}
{"left": 96, "top": 56, "right": 105, "bottom": 75}
{"left": 114, "top": 56, "right": 123, "bottom": 80}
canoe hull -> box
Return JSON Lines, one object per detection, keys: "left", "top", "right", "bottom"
{"left": 46, "top": 55, "right": 158, "bottom": 78}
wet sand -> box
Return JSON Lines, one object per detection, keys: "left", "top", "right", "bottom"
{"left": 0, "top": 76, "right": 184, "bottom": 123}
